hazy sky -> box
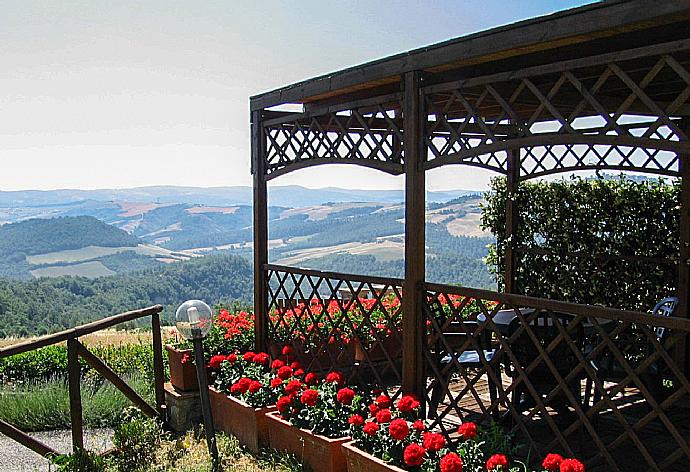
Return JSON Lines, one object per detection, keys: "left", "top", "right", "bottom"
{"left": 1, "top": 0, "right": 591, "bottom": 192}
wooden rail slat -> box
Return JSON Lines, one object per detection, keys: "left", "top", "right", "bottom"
{"left": 0, "top": 419, "right": 57, "bottom": 458}
{"left": 75, "top": 341, "right": 158, "bottom": 419}
{"left": 0, "top": 305, "right": 164, "bottom": 359}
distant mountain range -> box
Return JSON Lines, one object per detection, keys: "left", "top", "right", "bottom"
{"left": 0, "top": 185, "right": 477, "bottom": 209}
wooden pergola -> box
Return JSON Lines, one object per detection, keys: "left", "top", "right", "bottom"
{"left": 250, "top": 2, "right": 690, "bottom": 470}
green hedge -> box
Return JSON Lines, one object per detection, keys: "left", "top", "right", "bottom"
{"left": 481, "top": 176, "right": 679, "bottom": 310}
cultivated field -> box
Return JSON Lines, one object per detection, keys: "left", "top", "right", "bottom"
{"left": 30, "top": 261, "right": 116, "bottom": 279}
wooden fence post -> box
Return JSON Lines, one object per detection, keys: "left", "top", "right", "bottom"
{"left": 67, "top": 338, "right": 83, "bottom": 451}
{"left": 151, "top": 312, "right": 166, "bottom": 414}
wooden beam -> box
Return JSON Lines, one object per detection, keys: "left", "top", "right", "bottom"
{"left": 0, "top": 305, "right": 163, "bottom": 359}
{"left": 402, "top": 71, "right": 426, "bottom": 403}
{"left": 252, "top": 109, "right": 268, "bottom": 352}
{"left": 0, "top": 419, "right": 57, "bottom": 458}
{"left": 67, "top": 339, "right": 83, "bottom": 451}
{"left": 76, "top": 341, "right": 158, "bottom": 418}
{"left": 150, "top": 312, "right": 166, "bottom": 415}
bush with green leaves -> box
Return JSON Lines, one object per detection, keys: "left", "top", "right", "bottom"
{"left": 0, "top": 342, "right": 155, "bottom": 385}
{"left": 53, "top": 447, "right": 106, "bottom": 472}
{"left": 111, "top": 407, "right": 164, "bottom": 472}
{"left": 481, "top": 175, "right": 679, "bottom": 310}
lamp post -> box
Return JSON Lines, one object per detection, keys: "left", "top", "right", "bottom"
{"left": 175, "top": 300, "right": 219, "bottom": 471}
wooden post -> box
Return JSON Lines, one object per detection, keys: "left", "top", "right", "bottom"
{"left": 678, "top": 118, "right": 689, "bottom": 373}
{"left": 151, "top": 312, "right": 166, "bottom": 415}
{"left": 402, "top": 71, "right": 426, "bottom": 402}
{"left": 67, "top": 338, "right": 83, "bottom": 451}
{"left": 252, "top": 108, "right": 268, "bottom": 352}
{"left": 504, "top": 147, "right": 519, "bottom": 293}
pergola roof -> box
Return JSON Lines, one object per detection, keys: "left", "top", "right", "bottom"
{"left": 251, "top": 0, "right": 690, "bottom": 111}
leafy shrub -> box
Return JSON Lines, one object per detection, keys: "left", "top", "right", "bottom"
{"left": 0, "top": 342, "right": 155, "bottom": 385}
{"left": 111, "top": 407, "right": 163, "bottom": 472}
{"left": 481, "top": 175, "right": 679, "bottom": 310}
{"left": 53, "top": 447, "right": 106, "bottom": 472}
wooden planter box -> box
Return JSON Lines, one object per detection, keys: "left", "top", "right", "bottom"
{"left": 342, "top": 441, "right": 406, "bottom": 472}
{"left": 354, "top": 335, "right": 402, "bottom": 363}
{"left": 208, "top": 387, "right": 275, "bottom": 453}
{"left": 166, "top": 344, "right": 198, "bottom": 392}
{"left": 266, "top": 412, "right": 349, "bottom": 472}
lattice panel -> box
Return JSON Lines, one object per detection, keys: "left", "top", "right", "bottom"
{"left": 265, "top": 266, "right": 404, "bottom": 398}
{"left": 423, "top": 284, "right": 690, "bottom": 471}
{"left": 263, "top": 103, "right": 403, "bottom": 177}
{"left": 425, "top": 52, "right": 690, "bottom": 179}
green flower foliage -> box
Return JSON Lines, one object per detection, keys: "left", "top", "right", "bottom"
{"left": 481, "top": 175, "right": 679, "bottom": 310}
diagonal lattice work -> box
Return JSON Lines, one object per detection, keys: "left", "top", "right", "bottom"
{"left": 424, "top": 48, "right": 690, "bottom": 180}
{"left": 423, "top": 282, "right": 690, "bottom": 471}
{"left": 264, "top": 264, "right": 404, "bottom": 398}
{"left": 262, "top": 98, "right": 404, "bottom": 179}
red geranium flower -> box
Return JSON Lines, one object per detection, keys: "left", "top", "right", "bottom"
{"left": 388, "top": 418, "right": 409, "bottom": 441}
{"left": 363, "top": 422, "right": 379, "bottom": 436}
{"left": 181, "top": 353, "right": 190, "bottom": 364}
{"left": 542, "top": 453, "right": 563, "bottom": 471}
{"left": 253, "top": 352, "right": 270, "bottom": 365}
{"left": 248, "top": 380, "right": 262, "bottom": 394}
{"left": 271, "top": 359, "right": 285, "bottom": 370}
{"left": 368, "top": 403, "right": 380, "bottom": 415}
{"left": 403, "top": 444, "right": 426, "bottom": 467}
{"left": 336, "top": 387, "right": 356, "bottom": 405}
{"left": 348, "top": 414, "right": 364, "bottom": 426}
{"left": 375, "top": 409, "right": 392, "bottom": 423}
{"left": 243, "top": 351, "right": 256, "bottom": 362}
{"left": 230, "top": 377, "right": 251, "bottom": 395}
{"left": 294, "top": 368, "right": 305, "bottom": 377}
{"left": 270, "top": 378, "right": 283, "bottom": 388}
{"left": 290, "top": 361, "right": 302, "bottom": 370}
{"left": 422, "top": 431, "right": 446, "bottom": 452}
{"left": 300, "top": 389, "right": 318, "bottom": 406}
{"left": 277, "top": 366, "right": 293, "bottom": 380}
{"left": 397, "top": 395, "right": 421, "bottom": 413}
{"left": 559, "top": 458, "right": 585, "bottom": 472}
{"left": 304, "top": 372, "right": 318, "bottom": 385}
{"left": 325, "top": 371, "right": 345, "bottom": 385}
{"left": 281, "top": 345, "right": 293, "bottom": 356}
{"left": 285, "top": 379, "right": 303, "bottom": 396}
{"left": 440, "top": 452, "right": 463, "bottom": 472}
{"left": 457, "top": 422, "right": 478, "bottom": 440}
{"left": 375, "top": 394, "right": 391, "bottom": 408}
{"left": 276, "top": 396, "right": 291, "bottom": 414}
{"left": 486, "top": 454, "right": 508, "bottom": 471}
{"left": 208, "top": 355, "right": 226, "bottom": 370}
{"left": 412, "top": 420, "right": 425, "bottom": 432}
{"left": 226, "top": 353, "right": 237, "bottom": 364}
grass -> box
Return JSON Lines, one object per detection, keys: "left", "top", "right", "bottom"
{"left": 30, "top": 261, "right": 116, "bottom": 279}
{"left": 153, "top": 431, "right": 303, "bottom": 472}
{"left": 0, "top": 375, "right": 153, "bottom": 431}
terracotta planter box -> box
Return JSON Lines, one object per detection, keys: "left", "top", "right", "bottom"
{"left": 166, "top": 344, "right": 198, "bottom": 392}
{"left": 208, "top": 387, "right": 275, "bottom": 453}
{"left": 266, "top": 412, "right": 349, "bottom": 472}
{"left": 342, "top": 441, "right": 405, "bottom": 472}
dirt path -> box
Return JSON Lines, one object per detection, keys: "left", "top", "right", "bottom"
{"left": 0, "top": 429, "right": 113, "bottom": 471}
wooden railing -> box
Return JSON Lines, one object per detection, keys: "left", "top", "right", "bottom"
{"left": 0, "top": 305, "right": 165, "bottom": 458}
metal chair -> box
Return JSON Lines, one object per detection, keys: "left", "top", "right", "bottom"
{"left": 584, "top": 297, "right": 679, "bottom": 408}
